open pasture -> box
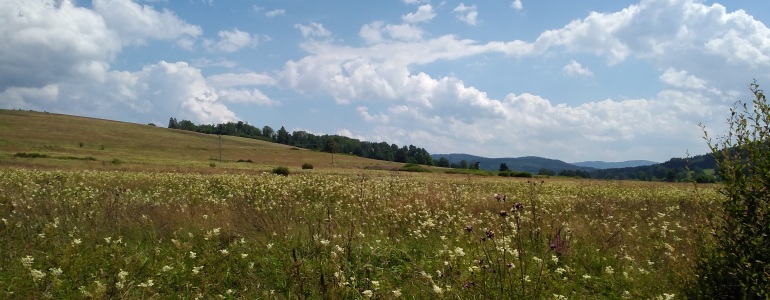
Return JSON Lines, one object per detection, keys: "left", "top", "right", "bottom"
{"left": 0, "top": 168, "right": 720, "bottom": 299}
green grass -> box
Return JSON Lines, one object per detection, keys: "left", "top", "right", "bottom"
{"left": 0, "top": 110, "right": 406, "bottom": 172}
{"left": 0, "top": 109, "right": 724, "bottom": 298}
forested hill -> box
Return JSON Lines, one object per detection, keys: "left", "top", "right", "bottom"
{"left": 590, "top": 152, "right": 717, "bottom": 182}
{"left": 572, "top": 160, "right": 658, "bottom": 169}
{"left": 167, "top": 118, "right": 434, "bottom": 165}
{"left": 430, "top": 154, "right": 595, "bottom": 173}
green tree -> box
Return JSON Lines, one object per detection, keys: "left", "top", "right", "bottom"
{"left": 262, "top": 126, "right": 275, "bottom": 140}
{"left": 436, "top": 157, "right": 450, "bottom": 168}
{"left": 694, "top": 81, "right": 770, "bottom": 298}
{"left": 499, "top": 163, "right": 510, "bottom": 172}
{"left": 459, "top": 160, "right": 469, "bottom": 169}
{"left": 276, "top": 126, "right": 290, "bottom": 144}
{"left": 168, "top": 117, "right": 180, "bottom": 129}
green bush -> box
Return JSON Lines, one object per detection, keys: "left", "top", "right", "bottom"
{"left": 301, "top": 163, "right": 314, "bottom": 169}
{"left": 272, "top": 166, "right": 290, "bottom": 176}
{"left": 693, "top": 81, "right": 770, "bottom": 298}
{"left": 510, "top": 171, "right": 534, "bottom": 178}
{"left": 399, "top": 163, "right": 430, "bottom": 172}
{"left": 14, "top": 152, "right": 49, "bottom": 158}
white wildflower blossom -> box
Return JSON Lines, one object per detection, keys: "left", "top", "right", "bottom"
{"left": 21, "top": 255, "right": 34, "bottom": 268}
{"left": 30, "top": 269, "right": 46, "bottom": 281}
{"left": 362, "top": 290, "right": 373, "bottom": 298}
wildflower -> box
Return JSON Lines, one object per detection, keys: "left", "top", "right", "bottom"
{"left": 511, "top": 202, "right": 524, "bottom": 212}
{"left": 320, "top": 239, "right": 330, "bottom": 246}
{"left": 50, "top": 267, "right": 63, "bottom": 277}
{"left": 582, "top": 274, "right": 592, "bottom": 280}
{"left": 371, "top": 280, "right": 380, "bottom": 289}
{"left": 267, "top": 243, "right": 274, "bottom": 250}
{"left": 241, "top": 253, "right": 248, "bottom": 259}
{"left": 554, "top": 294, "right": 568, "bottom": 300}
{"left": 392, "top": 289, "right": 402, "bottom": 297}
{"left": 30, "top": 269, "right": 46, "bottom": 281}
{"left": 162, "top": 265, "right": 173, "bottom": 272}
{"left": 72, "top": 238, "right": 82, "bottom": 246}
{"left": 605, "top": 266, "right": 614, "bottom": 275}
{"left": 21, "top": 255, "right": 34, "bottom": 268}
{"left": 138, "top": 279, "right": 154, "bottom": 288}
{"left": 464, "top": 225, "right": 473, "bottom": 232}
{"left": 555, "top": 267, "right": 566, "bottom": 274}
{"left": 189, "top": 251, "right": 197, "bottom": 259}
{"left": 499, "top": 210, "right": 508, "bottom": 217}
{"left": 192, "top": 266, "right": 203, "bottom": 274}
{"left": 362, "top": 290, "right": 373, "bottom": 298}
{"left": 485, "top": 229, "right": 494, "bottom": 239}
{"left": 220, "top": 249, "right": 229, "bottom": 256}
{"left": 432, "top": 284, "right": 443, "bottom": 294}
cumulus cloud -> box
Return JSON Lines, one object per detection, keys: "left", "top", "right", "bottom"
{"left": 511, "top": 0, "right": 523, "bottom": 11}
{"left": 0, "top": 0, "right": 276, "bottom": 125}
{"left": 359, "top": 21, "right": 424, "bottom": 44}
{"left": 265, "top": 9, "right": 285, "bottom": 17}
{"left": 453, "top": 3, "right": 479, "bottom": 26}
{"left": 93, "top": 0, "right": 201, "bottom": 45}
{"left": 402, "top": 4, "right": 435, "bottom": 23}
{"left": 659, "top": 68, "right": 707, "bottom": 90}
{"left": 0, "top": 0, "right": 119, "bottom": 90}
{"left": 206, "top": 28, "right": 258, "bottom": 52}
{"left": 562, "top": 60, "right": 593, "bottom": 77}
{"left": 295, "top": 22, "right": 332, "bottom": 38}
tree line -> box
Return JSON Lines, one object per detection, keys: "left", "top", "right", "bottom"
{"left": 167, "top": 118, "right": 434, "bottom": 165}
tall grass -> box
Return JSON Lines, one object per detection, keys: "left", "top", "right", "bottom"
{"left": 0, "top": 169, "right": 719, "bottom": 298}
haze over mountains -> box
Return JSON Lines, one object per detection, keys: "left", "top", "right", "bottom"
{"left": 431, "top": 153, "right": 657, "bottom": 173}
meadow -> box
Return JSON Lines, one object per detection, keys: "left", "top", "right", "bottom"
{"left": 0, "top": 169, "right": 720, "bottom": 299}
{"left": 0, "top": 110, "right": 723, "bottom": 298}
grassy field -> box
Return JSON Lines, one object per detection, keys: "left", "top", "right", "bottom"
{"left": 0, "top": 110, "right": 405, "bottom": 173}
{"left": 0, "top": 110, "right": 722, "bottom": 299}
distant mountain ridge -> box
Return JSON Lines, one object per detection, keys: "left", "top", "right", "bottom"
{"left": 431, "top": 153, "right": 595, "bottom": 173}
{"left": 571, "top": 160, "right": 658, "bottom": 169}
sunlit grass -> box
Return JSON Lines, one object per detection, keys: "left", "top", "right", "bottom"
{"left": 0, "top": 169, "right": 720, "bottom": 298}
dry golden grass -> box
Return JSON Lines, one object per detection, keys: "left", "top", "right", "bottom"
{"left": 0, "top": 110, "right": 406, "bottom": 173}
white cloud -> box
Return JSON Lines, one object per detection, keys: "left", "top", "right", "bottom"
{"left": 659, "top": 68, "right": 707, "bottom": 90}
{"left": 402, "top": 0, "right": 427, "bottom": 4}
{"left": 265, "top": 9, "right": 285, "bottom": 17}
{"left": 93, "top": 0, "right": 201, "bottom": 46}
{"left": 562, "top": 60, "right": 593, "bottom": 77}
{"left": 453, "top": 3, "right": 478, "bottom": 26}
{"left": 402, "top": 4, "right": 435, "bottom": 23}
{"left": 217, "top": 88, "right": 278, "bottom": 106}
{"left": 207, "top": 28, "right": 258, "bottom": 52}
{"left": 295, "top": 22, "right": 332, "bottom": 38}
{"left": 0, "top": 0, "right": 120, "bottom": 90}
{"left": 511, "top": 0, "right": 523, "bottom": 11}
{"left": 359, "top": 21, "right": 424, "bottom": 44}
{"left": 207, "top": 73, "right": 275, "bottom": 88}
{"left": 357, "top": 106, "right": 389, "bottom": 123}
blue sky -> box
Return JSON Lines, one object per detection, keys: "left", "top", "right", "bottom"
{"left": 3, "top": 0, "right": 770, "bottom": 163}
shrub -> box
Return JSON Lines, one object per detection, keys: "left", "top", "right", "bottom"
{"left": 237, "top": 159, "right": 253, "bottom": 163}
{"left": 399, "top": 163, "right": 430, "bottom": 172}
{"left": 14, "top": 152, "right": 48, "bottom": 158}
{"left": 498, "top": 171, "right": 511, "bottom": 177}
{"left": 694, "top": 81, "right": 770, "bottom": 298}
{"left": 111, "top": 158, "right": 123, "bottom": 165}
{"left": 301, "top": 163, "right": 314, "bottom": 169}
{"left": 510, "top": 171, "right": 534, "bottom": 178}
{"left": 272, "top": 166, "right": 290, "bottom": 176}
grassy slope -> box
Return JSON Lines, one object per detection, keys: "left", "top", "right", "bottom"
{"left": 0, "top": 110, "right": 404, "bottom": 173}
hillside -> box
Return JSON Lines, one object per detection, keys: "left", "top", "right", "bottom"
{"left": 572, "top": 160, "right": 658, "bottom": 169}
{"left": 0, "top": 110, "right": 405, "bottom": 172}
{"left": 431, "top": 153, "right": 595, "bottom": 173}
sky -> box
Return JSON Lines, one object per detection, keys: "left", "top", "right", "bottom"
{"left": 2, "top": 0, "right": 770, "bottom": 163}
